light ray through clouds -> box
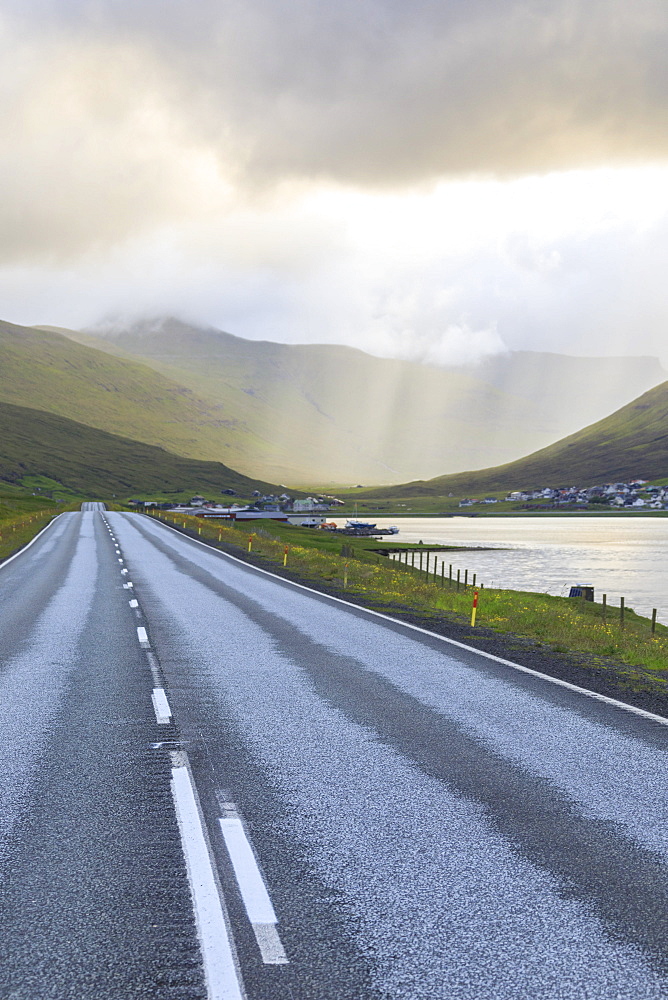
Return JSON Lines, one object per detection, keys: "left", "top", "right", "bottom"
{"left": 1, "top": 1, "right": 668, "bottom": 364}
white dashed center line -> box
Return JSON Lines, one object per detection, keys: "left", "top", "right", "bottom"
{"left": 137, "top": 626, "right": 150, "bottom": 648}
{"left": 129, "top": 599, "right": 139, "bottom": 608}
{"left": 151, "top": 687, "right": 172, "bottom": 724}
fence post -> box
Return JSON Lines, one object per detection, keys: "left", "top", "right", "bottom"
{"left": 456, "top": 569, "right": 461, "bottom": 591}
{"left": 441, "top": 562, "right": 445, "bottom": 587}
{"left": 425, "top": 553, "right": 430, "bottom": 578}
{"left": 449, "top": 564, "right": 453, "bottom": 587}
{"left": 620, "top": 596, "right": 625, "bottom": 628}
{"left": 602, "top": 593, "right": 607, "bottom": 622}
{"left": 652, "top": 608, "right": 657, "bottom": 634}
{"left": 472, "top": 573, "right": 476, "bottom": 588}
{"left": 464, "top": 569, "right": 468, "bottom": 589}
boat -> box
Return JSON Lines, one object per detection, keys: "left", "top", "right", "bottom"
{"left": 345, "top": 519, "right": 377, "bottom": 530}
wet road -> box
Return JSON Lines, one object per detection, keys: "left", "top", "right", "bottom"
{"left": 1, "top": 506, "right": 667, "bottom": 999}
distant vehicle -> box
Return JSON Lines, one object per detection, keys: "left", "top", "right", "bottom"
{"left": 221, "top": 489, "right": 236, "bottom": 496}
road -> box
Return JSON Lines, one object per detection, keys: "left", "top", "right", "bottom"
{"left": 0, "top": 505, "right": 667, "bottom": 999}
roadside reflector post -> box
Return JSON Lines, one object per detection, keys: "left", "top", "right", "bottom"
{"left": 283, "top": 545, "right": 288, "bottom": 567}
{"left": 198, "top": 525, "right": 201, "bottom": 535}
{"left": 471, "top": 589, "right": 479, "bottom": 627}
{"left": 652, "top": 608, "right": 657, "bottom": 634}
{"left": 183, "top": 521, "right": 186, "bottom": 528}
{"left": 248, "top": 534, "right": 252, "bottom": 553}
{"left": 218, "top": 529, "right": 222, "bottom": 542}
{"left": 620, "top": 596, "right": 625, "bottom": 629}
{"left": 343, "top": 561, "right": 348, "bottom": 589}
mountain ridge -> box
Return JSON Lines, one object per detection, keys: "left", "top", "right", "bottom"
{"left": 59, "top": 315, "right": 667, "bottom": 484}
{"left": 357, "top": 379, "right": 668, "bottom": 498}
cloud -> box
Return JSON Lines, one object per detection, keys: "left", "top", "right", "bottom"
{"left": 2, "top": 2, "right": 668, "bottom": 258}
{"left": 13, "top": 0, "right": 668, "bottom": 187}
{"left": 2, "top": 2, "right": 668, "bottom": 369}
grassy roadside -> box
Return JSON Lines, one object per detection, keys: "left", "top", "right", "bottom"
{"left": 0, "top": 493, "right": 82, "bottom": 563}
{"left": 148, "top": 511, "right": 668, "bottom": 709}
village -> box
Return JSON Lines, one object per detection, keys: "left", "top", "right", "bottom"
{"left": 128, "top": 491, "right": 347, "bottom": 524}
{"left": 459, "top": 479, "right": 668, "bottom": 509}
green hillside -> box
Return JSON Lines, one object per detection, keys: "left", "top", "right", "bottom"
{"left": 0, "top": 319, "right": 249, "bottom": 464}
{"left": 357, "top": 380, "right": 668, "bottom": 499}
{"left": 0, "top": 401, "right": 281, "bottom": 499}
{"left": 61, "top": 317, "right": 663, "bottom": 487}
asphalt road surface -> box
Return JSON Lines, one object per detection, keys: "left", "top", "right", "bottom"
{"left": 0, "top": 506, "right": 667, "bottom": 999}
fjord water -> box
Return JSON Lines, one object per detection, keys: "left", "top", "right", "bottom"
{"left": 362, "top": 516, "right": 668, "bottom": 625}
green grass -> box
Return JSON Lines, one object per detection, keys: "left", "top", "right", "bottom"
{"left": 0, "top": 400, "right": 289, "bottom": 501}
{"left": 0, "top": 319, "right": 250, "bottom": 470}
{"left": 0, "top": 490, "right": 81, "bottom": 562}
{"left": 150, "top": 511, "right": 668, "bottom": 682}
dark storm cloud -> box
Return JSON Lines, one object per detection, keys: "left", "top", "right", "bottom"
{"left": 14, "top": 0, "right": 668, "bottom": 188}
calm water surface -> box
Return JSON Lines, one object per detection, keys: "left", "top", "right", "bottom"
{"left": 337, "top": 516, "right": 668, "bottom": 624}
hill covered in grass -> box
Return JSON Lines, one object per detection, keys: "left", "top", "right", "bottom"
{"left": 356, "top": 380, "right": 668, "bottom": 499}
{"left": 64, "top": 316, "right": 666, "bottom": 485}
{"left": 0, "top": 318, "right": 247, "bottom": 466}
{"left": 0, "top": 401, "right": 282, "bottom": 499}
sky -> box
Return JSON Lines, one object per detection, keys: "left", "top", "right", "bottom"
{"left": 2, "top": 0, "right": 668, "bottom": 365}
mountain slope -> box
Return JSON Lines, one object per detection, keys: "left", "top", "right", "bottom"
{"left": 0, "top": 319, "right": 250, "bottom": 465}
{"left": 358, "top": 380, "right": 668, "bottom": 497}
{"left": 0, "top": 400, "right": 280, "bottom": 498}
{"left": 64, "top": 316, "right": 666, "bottom": 485}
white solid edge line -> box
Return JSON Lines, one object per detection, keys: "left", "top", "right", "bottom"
{"left": 138, "top": 513, "right": 668, "bottom": 727}
{"left": 0, "top": 512, "right": 65, "bottom": 572}
{"left": 171, "top": 766, "right": 245, "bottom": 1000}
{"left": 137, "top": 626, "right": 149, "bottom": 646}
{"left": 219, "top": 817, "right": 277, "bottom": 924}
{"left": 151, "top": 687, "right": 172, "bottom": 724}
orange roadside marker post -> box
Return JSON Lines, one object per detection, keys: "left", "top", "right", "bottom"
{"left": 471, "top": 589, "right": 479, "bottom": 627}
